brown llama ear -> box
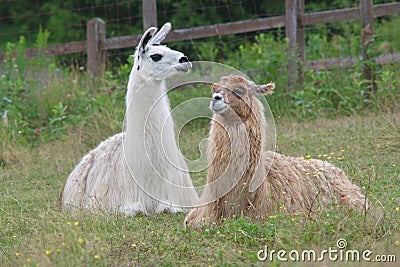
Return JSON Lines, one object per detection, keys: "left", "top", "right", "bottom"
{"left": 254, "top": 82, "right": 275, "bottom": 95}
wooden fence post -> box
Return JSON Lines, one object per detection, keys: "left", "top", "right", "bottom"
{"left": 286, "top": 0, "right": 305, "bottom": 91}
{"left": 285, "top": 0, "right": 298, "bottom": 92}
{"left": 297, "top": 0, "right": 305, "bottom": 86}
{"left": 87, "top": 18, "right": 106, "bottom": 77}
{"left": 143, "top": 0, "right": 157, "bottom": 30}
{"left": 360, "top": 0, "right": 378, "bottom": 97}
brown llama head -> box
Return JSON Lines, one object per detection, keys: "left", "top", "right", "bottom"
{"left": 209, "top": 75, "right": 275, "bottom": 121}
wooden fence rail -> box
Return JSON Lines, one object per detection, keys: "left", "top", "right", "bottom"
{"left": 1, "top": 1, "right": 399, "bottom": 87}
{"left": 307, "top": 51, "right": 400, "bottom": 71}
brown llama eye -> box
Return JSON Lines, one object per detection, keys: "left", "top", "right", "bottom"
{"left": 150, "top": 54, "right": 163, "bottom": 62}
{"left": 233, "top": 88, "right": 244, "bottom": 97}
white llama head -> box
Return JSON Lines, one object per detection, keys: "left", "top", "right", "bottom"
{"left": 209, "top": 75, "right": 275, "bottom": 117}
{"left": 133, "top": 22, "right": 191, "bottom": 80}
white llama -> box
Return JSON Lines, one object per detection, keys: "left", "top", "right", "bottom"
{"left": 61, "top": 23, "right": 199, "bottom": 215}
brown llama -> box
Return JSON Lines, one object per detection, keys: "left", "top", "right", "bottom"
{"left": 184, "top": 75, "right": 367, "bottom": 228}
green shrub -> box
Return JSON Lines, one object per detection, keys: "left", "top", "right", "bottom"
{"left": 1, "top": 16, "right": 400, "bottom": 146}
{"left": 0, "top": 29, "right": 126, "bottom": 145}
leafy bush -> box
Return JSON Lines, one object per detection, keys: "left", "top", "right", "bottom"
{"left": 1, "top": 14, "right": 400, "bottom": 147}
{"left": 0, "top": 30, "right": 126, "bottom": 145}
{"left": 291, "top": 70, "right": 370, "bottom": 118}
{"left": 221, "top": 20, "right": 400, "bottom": 118}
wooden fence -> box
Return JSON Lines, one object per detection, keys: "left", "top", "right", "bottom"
{"left": 1, "top": 0, "right": 400, "bottom": 90}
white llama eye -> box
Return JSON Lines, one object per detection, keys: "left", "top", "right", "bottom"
{"left": 150, "top": 54, "right": 163, "bottom": 62}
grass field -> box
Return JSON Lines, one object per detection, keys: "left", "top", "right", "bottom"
{"left": 1, "top": 110, "right": 399, "bottom": 266}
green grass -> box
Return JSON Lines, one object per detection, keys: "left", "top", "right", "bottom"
{"left": 1, "top": 22, "right": 399, "bottom": 265}
{"left": 1, "top": 110, "right": 399, "bottom": 266}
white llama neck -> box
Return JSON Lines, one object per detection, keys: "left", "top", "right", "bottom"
{"left": 125, "top": 68, "right": 170, "bottom": 136}
{"left": 126, "top": 68, "right": 165, "bottom": 103}
{"left": 123, "top": 21, "right": 191, "bottom": 165}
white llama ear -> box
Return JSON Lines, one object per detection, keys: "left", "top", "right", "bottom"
{"left": 138, "top": 26, "right": 158, "bottom": 54}
{"left": 254, "top": 82, "right": 275, "bottom": 95}
{"left": 149, "top": 22, "right": 172, "bottom": 45}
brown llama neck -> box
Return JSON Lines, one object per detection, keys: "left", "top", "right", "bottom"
{"left": 205, "top": 104, "right": 266, "bottom": 217}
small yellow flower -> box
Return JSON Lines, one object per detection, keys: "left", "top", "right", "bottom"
{"left": 340, "top": 149, "right": 345, "bottom": 152}
{"left": 394, "top": 240, "right": 400, "bottom": 246}
{"left": 323, "top": 154, "right": 328, "bottom": 157}
{"left": 74, "top": 221, "right": 79, "bottom": 227}
{"left": 330, "top": 152, "right": 335, "bottom": 155}
{"left": 131, "top": 243, "right": 137, "bottom": 248}
{"left": 78, "top": 238, "right": 84, "bottom": 244}
{"left": 26, "top": 258, "right": 31, "bottom": 263}
{"left": 201, "top": 217, "right": 206, "bottom": 221}
{"left": 45, "top": 250, "right": 52, "bottom": 256}
{"left": 337, "top": 157, "right": 344, "bottom": 161}
{"left": 67, "top": 221, "right": 71, "bottom": 225}
{"left": 327, "top": 156, "right": 332, "bottom": 160}
{"left": 15, "top": 252, "right": 20, "bottom": 257}
{"left": 305, "top": 155, "right": 312, "bottom": 160}
{"left": 122, "top": 234, "right": 126, "bottom": 239}
{"left": 317, "top": 154, "right": 322, "bottom": 158}
{"left": 232, "top": 214, "right": 236, "bottom": 218}
{"left": 95, "top": 237, "right": 100, "bottom": 241}
{"left": 313, "top": 171, "right": 321, "bottom": 177}
{"left": 396, "top": 207, "right": 399, "bottom": 212}
{"left": 94, "top": 255, "right": 100, "bottom": 260}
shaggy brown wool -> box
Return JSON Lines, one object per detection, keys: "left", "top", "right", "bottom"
{"left": 184, "top": 75, "right": 367, "bottom": 229}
